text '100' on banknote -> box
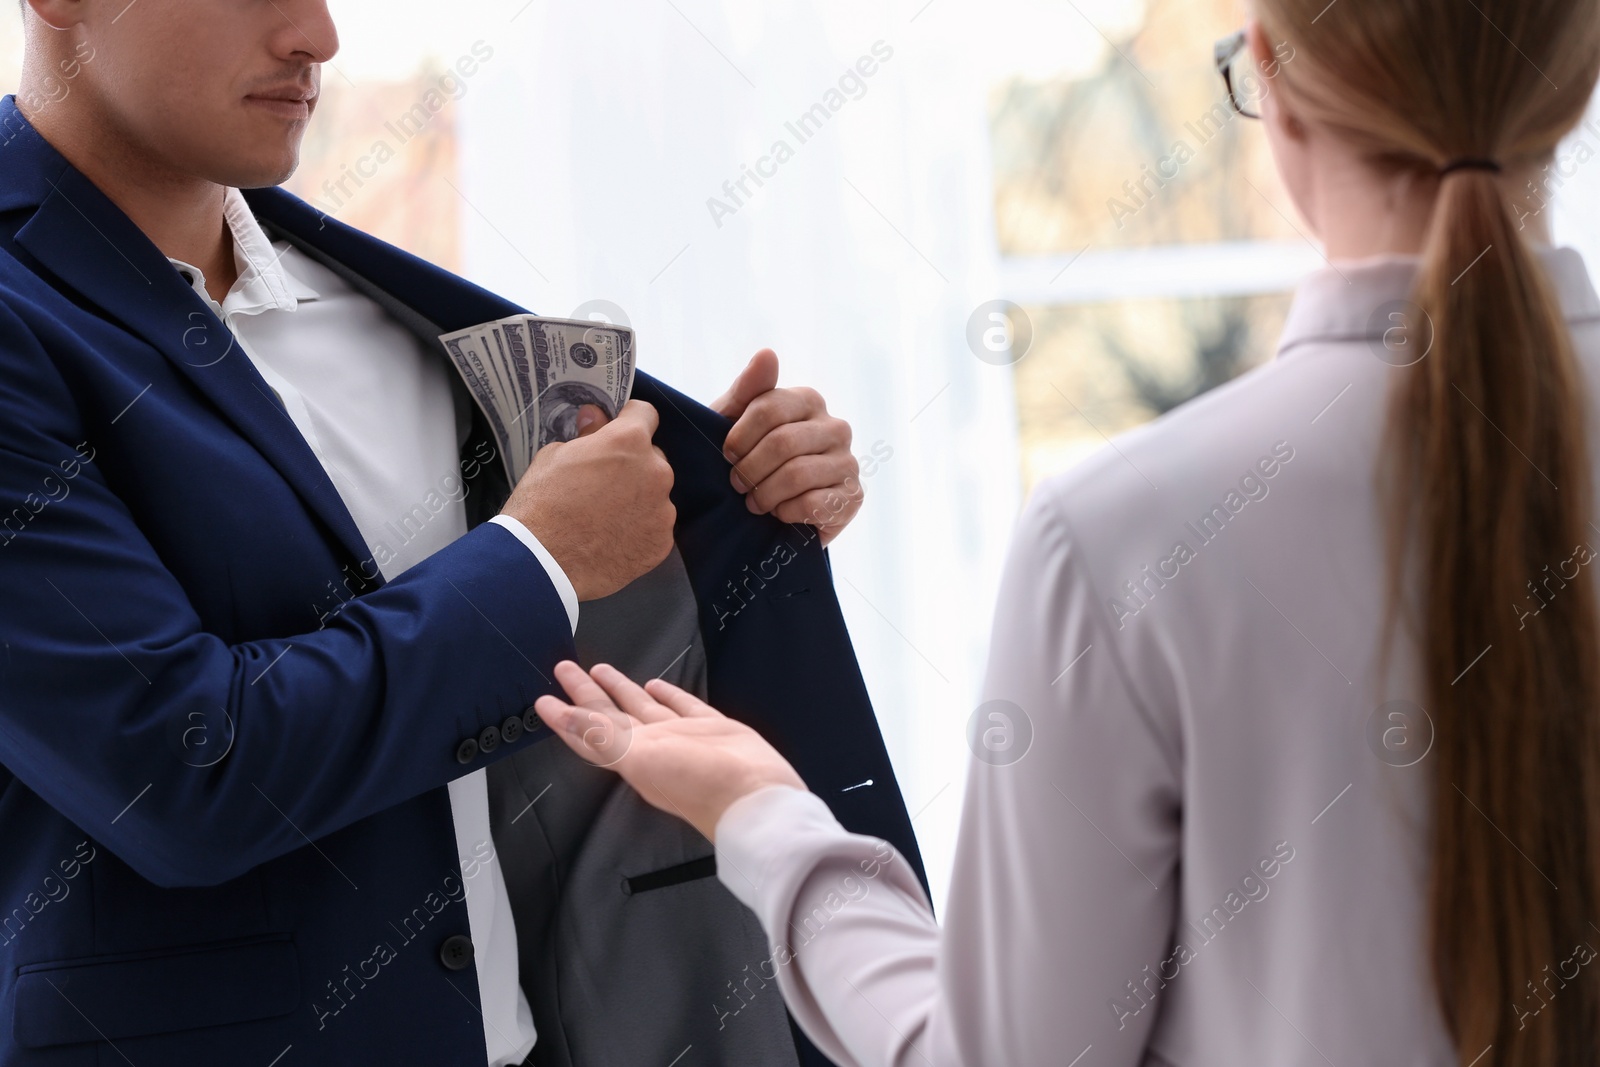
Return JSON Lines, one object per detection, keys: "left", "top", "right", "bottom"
{"left": 438, "top": 316, "right": 637, "bottom": 485}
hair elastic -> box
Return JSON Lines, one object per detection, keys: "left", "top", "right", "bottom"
{"left": 1438, "top": 158, "right": 1503, "bottom": 178}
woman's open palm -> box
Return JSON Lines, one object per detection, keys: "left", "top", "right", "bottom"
{"left": 532, "top": 660, "right": 807, "bottom": 841}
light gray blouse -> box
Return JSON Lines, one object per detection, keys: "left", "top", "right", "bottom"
{"left": 713, "top": 246, "right": 1600, "bottom": 1067}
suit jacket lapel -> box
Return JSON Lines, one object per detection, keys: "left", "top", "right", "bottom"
{"left": 1, "top": 118, "right": 768, "bottom": 638}
{"left": 9, "top": 161, "right": 377, "bottom": 574}
{"left": 239, "top": 185, "right": 768, "bottom": 576}
{"left": 239, "top": 188, "right": 837, "bottom": 650}
{"left": 250, "top": 207, "right": 514, "bottom": 534}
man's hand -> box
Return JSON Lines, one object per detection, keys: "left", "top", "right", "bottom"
{"left": 712, "top": 349, "right": 861, "bottom": 546}
{"left": 500, "top": 400, "right": 675, "bottom": 602}
{"left": 534, "top": 661, "right": 806, "bottom": 842}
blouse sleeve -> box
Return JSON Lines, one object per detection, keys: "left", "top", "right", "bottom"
{"left": 714, "top": 484, "right": 1183, "bottom": 1067}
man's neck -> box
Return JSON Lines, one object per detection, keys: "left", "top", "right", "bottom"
{"left": 16, "top": 90, "right": 239, "bottom": 301}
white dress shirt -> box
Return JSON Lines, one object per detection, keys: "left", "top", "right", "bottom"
{"left": 168, "top": 187, "right": 580, "bottom": 1066}
{"left": 713, "top": 245, "right": 1600, "bottom": 1066}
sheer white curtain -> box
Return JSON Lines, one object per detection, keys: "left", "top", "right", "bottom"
{"left": 458, "top": 0, "right": 1022, "bottom": 910}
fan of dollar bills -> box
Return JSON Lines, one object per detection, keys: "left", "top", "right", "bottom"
{"left": 439, "top": 316, "right": 637, "bottom": 485}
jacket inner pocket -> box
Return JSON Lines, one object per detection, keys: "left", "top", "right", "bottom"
{"left": 623, "top": 855, "right": 717, "bottom": 895}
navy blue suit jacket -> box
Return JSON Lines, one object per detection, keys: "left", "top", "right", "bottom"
{"left": 0, "top": 94, "right": 924, "bottom": 1064}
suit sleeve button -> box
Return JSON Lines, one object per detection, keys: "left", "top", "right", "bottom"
{"left": 477, "top": 725, "right": 501, "bottom": 753}
{"left": 522, "top": 706, "right": 541, "bottom": 734}
{"left": 455, "top": 738, "right": 478, "bottom": 764}
{"left": 439, "top": 934, "right": 475, "bottom": 971}
{"left": 500, "top": 715, "right": 524, "bottom": 744}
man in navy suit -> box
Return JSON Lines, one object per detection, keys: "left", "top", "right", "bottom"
{"left": 0, "top": 1, "right": 924, "bottom": 1064}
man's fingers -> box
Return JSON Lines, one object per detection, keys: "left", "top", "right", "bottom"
{"left": 643, "top": 677, "right": 723, "bottom": 718}
{"left": 723, "top": 387, "right": 823, "bottom": 463}
{"left": 710, "top": 349, "right": 780, "bottom": 420}
{"left": 589, "top": 662, "right": 675, "bottom": 724}
{"left": 770, "top": 485, "right": 863, "bottom": 531}
{"left": 613, "top": 399, "right": 660, "bottom": 437}
{"left": 728, "top": 419, "right": 844, "bottom": 493}
{"left": 575, "top": 404, "right": 610, "bottom": 437}
{"left": 747, "top": 453, "right": 859, "bottom": 515}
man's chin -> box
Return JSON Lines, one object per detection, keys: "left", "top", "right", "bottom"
{"left": 214, "top": 149, "right": 302, "bottom": 191}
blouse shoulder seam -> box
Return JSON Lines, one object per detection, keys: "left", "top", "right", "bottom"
{"left": 1036, "top": 485, "right": 1185, "bottom": 784}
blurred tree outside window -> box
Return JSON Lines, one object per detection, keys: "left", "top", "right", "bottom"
{"left": 988, "top": 0, "right": 1315, "bottom": 490}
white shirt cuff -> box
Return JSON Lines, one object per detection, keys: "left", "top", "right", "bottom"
{"left": 487, "top": 514, "right": 580, "bottom": 634}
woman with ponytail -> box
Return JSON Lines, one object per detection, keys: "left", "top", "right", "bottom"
{"left": 531, "top": 3, "right": 1600, "bottom": 1064}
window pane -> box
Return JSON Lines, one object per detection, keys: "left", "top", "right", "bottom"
{"left": 989, "top": 0, "right": 1300, "bottom": 255}
{"left": 1013, "top": 292, "right": 1292, "bottom": 492}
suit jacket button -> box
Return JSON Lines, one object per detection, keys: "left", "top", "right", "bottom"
{"left": 500, "top": 715, "right": 523, "bottom": 744}
{"left": 439, "top": 934, "right": 475, "bottom": 971}
{"left": 522, "top": 706, "right": 540, "bottom": 734}
{"left": 477, "top": 725, "right": 501, "bottom": 753}
{"left": 455, "top": 738, "right": 478, "bottom": 764}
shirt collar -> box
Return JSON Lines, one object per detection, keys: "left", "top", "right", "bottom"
{"left": 167, "top": 186, "right": 320, "bottom": 316}
{"left": 1276, "top": 244, "right": 1600, "bottom": 360}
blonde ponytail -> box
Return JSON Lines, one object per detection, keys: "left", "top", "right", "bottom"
{"left": 1251, "top": 2, "right": 1600, "bottom": 1062}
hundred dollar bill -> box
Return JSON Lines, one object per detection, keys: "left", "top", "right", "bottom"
{"left": 438, "top": 316, "right": 636, "bottom": 485}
